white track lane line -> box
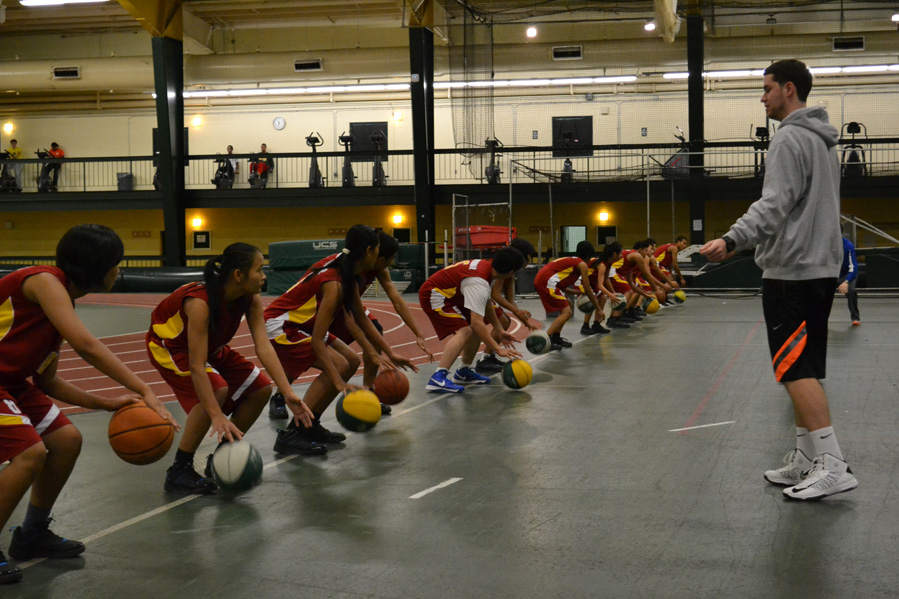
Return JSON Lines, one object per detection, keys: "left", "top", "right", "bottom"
{"left": 668, "top": 421, "right": 737, "bottom": 433}
{"left": 409, "top": 477, "right": 463, "bottom": 499}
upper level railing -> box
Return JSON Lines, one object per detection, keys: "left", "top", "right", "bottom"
{"left": 2, "top": 139, "right": 898, "bottom": 194}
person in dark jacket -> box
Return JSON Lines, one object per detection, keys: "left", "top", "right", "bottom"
{"left": 837, "top": 233, "right": 860, "bottom": 325}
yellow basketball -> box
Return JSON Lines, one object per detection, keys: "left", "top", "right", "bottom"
{"left": 335, "top": 390, "right": 382, "bottom": 432}
{"left": 502, "top": 359, "right": 533, "bottom": 389}
{"left": 645, "top": 298, "right": 660, "bottom": 314}
{"left": 674, "top": 290, "right": 687, "bottom": 303}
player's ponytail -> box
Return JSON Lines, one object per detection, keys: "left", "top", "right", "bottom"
{"left": 204, "top": 242, "right": 261, "bottom": 335}
{"left": 600, "top": 241, "right": 623, "bottom": 263}
{"left": 338, "top": 225, "right": 379, "bottom": 312}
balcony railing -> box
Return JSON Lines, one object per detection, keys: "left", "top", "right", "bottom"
{"left": 2, "top": 139, "right": 898, "bottom": 194}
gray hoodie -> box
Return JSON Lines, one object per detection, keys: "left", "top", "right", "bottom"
{"left": 725, "top": 106, "right": 843, "bottom": 280}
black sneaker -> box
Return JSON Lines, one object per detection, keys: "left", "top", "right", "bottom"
{"left": 268, "top": 392, "right": 288, "bottom": 420}
{"left": 164, "top": 462, "right": 217, "bottom": 495}
{"left": 307, "top": 419, "right": 347, "bottom": 444}
{"left": 607, "top": 318, "right": 631, "bottom": 329}
{"left": 475, "top": 354, "right": 505, "bottom": 373}
{"left": 580, "top": 324, "right": 597, "bottom": 336}
{"left": 273, "top": 427, "right": 328, "bottom": 456}
{"left": 625, "top": 309, "right": 644, "bottom": 321}
{"left": 550, "top": 340, "right": 563, "bottom": 351}
{"left": 8, "top": 521, "right": 85, "bottom": 561}
{"left": 591, "top": 322, "right": 611, "bottom": 334}
{"left": 380, "top": 403, "right": 392, "bottom": 416}
{"left": 551, "top": 334, "right": 573, "bottom": 348}
{"left": 620, "top": 315, "right": 636, "bottom": 323}
{"left": 0, "top": 551, "right": 22, "bottom": 584}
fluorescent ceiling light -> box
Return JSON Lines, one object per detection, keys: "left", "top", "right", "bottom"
{"left": 526, "top": 27, "right": 537, "bottom": 38}
{"left": 595, "top": 76, "right": 637, "bottom": 84}
{"left": 809, "top": 67, "right": 842, "bottom": 75}
{"left": 842, "top": 65, "right": 889, "bottom": 73}
{"left": 663, "top": 72, "right": 690, "bottom": 79}
{"left": 892, "top": 12, "right": 899, "bottom": 22}
{"left": 644, "top": 22, "right": 656, "bottom": 31}
{"left": 20, "top": 0, "right": 108, "bottom": 5}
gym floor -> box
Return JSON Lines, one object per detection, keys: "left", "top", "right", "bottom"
{"left": 4, "top": 293, "right": 898, "bottom": 599}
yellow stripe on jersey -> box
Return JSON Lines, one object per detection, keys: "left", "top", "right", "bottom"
{"left": 0, "top": 414, "right": 30, "bottom": 426}
{"left": 287, "top": 295, "right": 318, "bottom": 326}
{"left": 611, "top": 257, "right": 624, "bottom": 269}
{"left": 148, "top": 341, "right": 213, "bottom": 376}
{"left": 433, "top": 286, "right": 457, "bottom": 299}
{"left": 35, "top": 352, "right": 58, "bottom": 375}
{"left": 0, "top": 297, "right": 13, "bottom": 342}
{"left": 273, "top": 331, "right": 312, "bottom": 346}
{"left": 152, "top": 310, "right": 184, "bottom": 340}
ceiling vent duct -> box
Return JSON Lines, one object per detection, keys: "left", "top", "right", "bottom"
{"left": 552, "top": 46, "right": 583, "bottom": 61}
{"left": 294, "top": 58, "right": 323, "bottom": 72}
{"left": 833, "top": 36, "right": 864, "bottom": 52}
{"left": 52, "top": 66, "right": 81, "bottom": 79}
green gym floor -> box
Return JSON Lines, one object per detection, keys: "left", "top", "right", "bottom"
{"left": 4, "top": 294, "right": 898, "bottom": 599}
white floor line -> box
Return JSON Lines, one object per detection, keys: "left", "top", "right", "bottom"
{"left": 409, "top": 477, "right": 463, "bottom": 499}
{"left": 668, "top": 420, "right": 736, "bottom": 433}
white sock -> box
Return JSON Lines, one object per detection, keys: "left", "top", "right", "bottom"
{"left": 808, "top": 426, "right": 844, "bottom": 461}
{"left": 460, "top": 361, "right": 473, "bottom": 369}
{"left": 795, "top": 427, "right": 814, "bottom": 459}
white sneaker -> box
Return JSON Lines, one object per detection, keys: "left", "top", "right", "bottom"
{"left": 783, "top": 454, "right": 858, "bottom": 500}
{"left": 764, "top": 449, "right": 813, "bottom": 486}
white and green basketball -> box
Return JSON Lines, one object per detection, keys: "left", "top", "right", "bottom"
{"left": 211, "top": 440, "right": 263, "bottom": 491}
{"left": 525, "top": 330, "right": 552, "bottom": 355}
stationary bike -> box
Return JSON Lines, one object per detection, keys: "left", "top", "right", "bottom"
{"left": 248, "top": 155, "right": 270, "bottom": 189}
{"left": 211, "top": 156, "right": 235, "bottom": 190}
{"left": 306, "top": 132, "right": 324, "bottom": 188}
{"left": 0, "top": 151, "right": 18, "bottom": 193}
{"left": 370, "top": 130, "right": 387, "bottom": 188}
{"left": 35, "top": 150, "right": 56, "bottom": 193}
{"left": 338, "top": 132, "right": 356, "bottom": 188}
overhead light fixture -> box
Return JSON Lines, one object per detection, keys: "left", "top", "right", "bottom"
{"left": 526, "top": 26, "right": 537, "bottom": 38}
{"left": 644, "top": 22, "right": 656, "bottom": 31}
{"left": 2, "top": 123, "right": 12, "bottom": 134}
{"left": 20, "top": 0, "right": 108, "bottom": 5}
{"left": 393, "top": 213, "right": 404, "bottom": 225}
{"left": 892, "top": 12, "right": 899, "bottom": 23}
{"left": 191, "top": 116, "right": 203, "bottom": 127}
{"left": 598, "top": 212, "right": 610, "bottom": 223}
{"left": 191, "top": 217, "right": 203, "bottom": 228}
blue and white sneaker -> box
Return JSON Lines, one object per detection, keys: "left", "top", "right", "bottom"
{"left": 426, "top": 369, "right": 464, "bottom": 393}
{"left": 452, "top": 366, "right": 491, "bottom": 385}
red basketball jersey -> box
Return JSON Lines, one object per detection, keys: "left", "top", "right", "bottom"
{"left": 264, "top": 267, "right": 343, "bottom": 345}
{"left": 147, "top": 282, "right": 249, "bottom": 360}
{"left": 612, "top": 250, "right": 640, "bottom": 278}
{"left": 534, "top": 256, "right": 584, "bottom": 291}
{"left": 0, "top": 266, "right": 66, "bottom": 387}
{"left": 654, "top": 243, "right": 676, "bottom": 269}
{"left": 420, "top": 259, "right": 494, "bottom": 311}
{"left": 308, "top": 253, "right": 378, "bottom": 294}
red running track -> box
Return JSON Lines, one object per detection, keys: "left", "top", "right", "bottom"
{"left": 58, "top": 293, "right": 454, "bottom": 415}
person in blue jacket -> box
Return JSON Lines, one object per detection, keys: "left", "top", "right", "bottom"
{"left": 838, "top": 233, "right": 860, "bottom": 325}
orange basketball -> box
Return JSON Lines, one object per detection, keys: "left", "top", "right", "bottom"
{"left": 108, "top": 401, "right": 175, "bottom": 465}
{"left": 372, "top": 369, "right": 410, "bottom": 405}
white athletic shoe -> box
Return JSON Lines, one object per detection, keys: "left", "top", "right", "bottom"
{"left": 764, "top": 449, "right": 813, "bottom": 486}
{"left": 783, "top": 454, "right": 858, "bottom": 500}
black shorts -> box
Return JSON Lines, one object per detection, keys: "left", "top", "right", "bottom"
{"left": 762, "top": 278, "right": 836, "bottom": 383}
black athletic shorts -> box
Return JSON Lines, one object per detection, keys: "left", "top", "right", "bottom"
{"left": 761, "top": 278, "right": 836, "bottom": 383}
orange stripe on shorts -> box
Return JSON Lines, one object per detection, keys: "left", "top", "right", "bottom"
{"left": 772, "top": 321, "right": 807, "bottom": 382}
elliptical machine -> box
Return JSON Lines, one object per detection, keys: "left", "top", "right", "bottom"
{"left": 484, "top": 137, "right": 503, "bottom": 184}
{"left": 0, "top": 151, "right": 18, "bottom": 194}
{"left": 35, "top": 150, "right": 56, "bottom": 193}
{"left": 370, "top": 129, "right": 387, "bottom": 188}
{"left": 338, "top": 132, "right": 356, "bottom": 188}
{"left": 306, "top": 132, "right": 324, "bottom": 188}
{"left": 211, "top": 156, "right": 235, "bottom": 190}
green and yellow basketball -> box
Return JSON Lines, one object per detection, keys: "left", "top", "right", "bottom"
{"left": 673, "top": 290, "right": 686, "bottom": 303}
{"left": 643, "top": 298, "right": 660, "bottom": 314}
{"left": 335, "top": 389, "right": 382, "bottom": 432}
{"left": 502, "top": 359, "right": 533, "bottom": 389}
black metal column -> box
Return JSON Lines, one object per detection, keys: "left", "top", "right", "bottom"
{"left": 409, "top": 27, "right": 435, "bottom": 246}
{"left": 152, "top": 36, "right": 186, "bottom": 267}
{"left": 687, "top": 14, "right": 706, "bottom": 245}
